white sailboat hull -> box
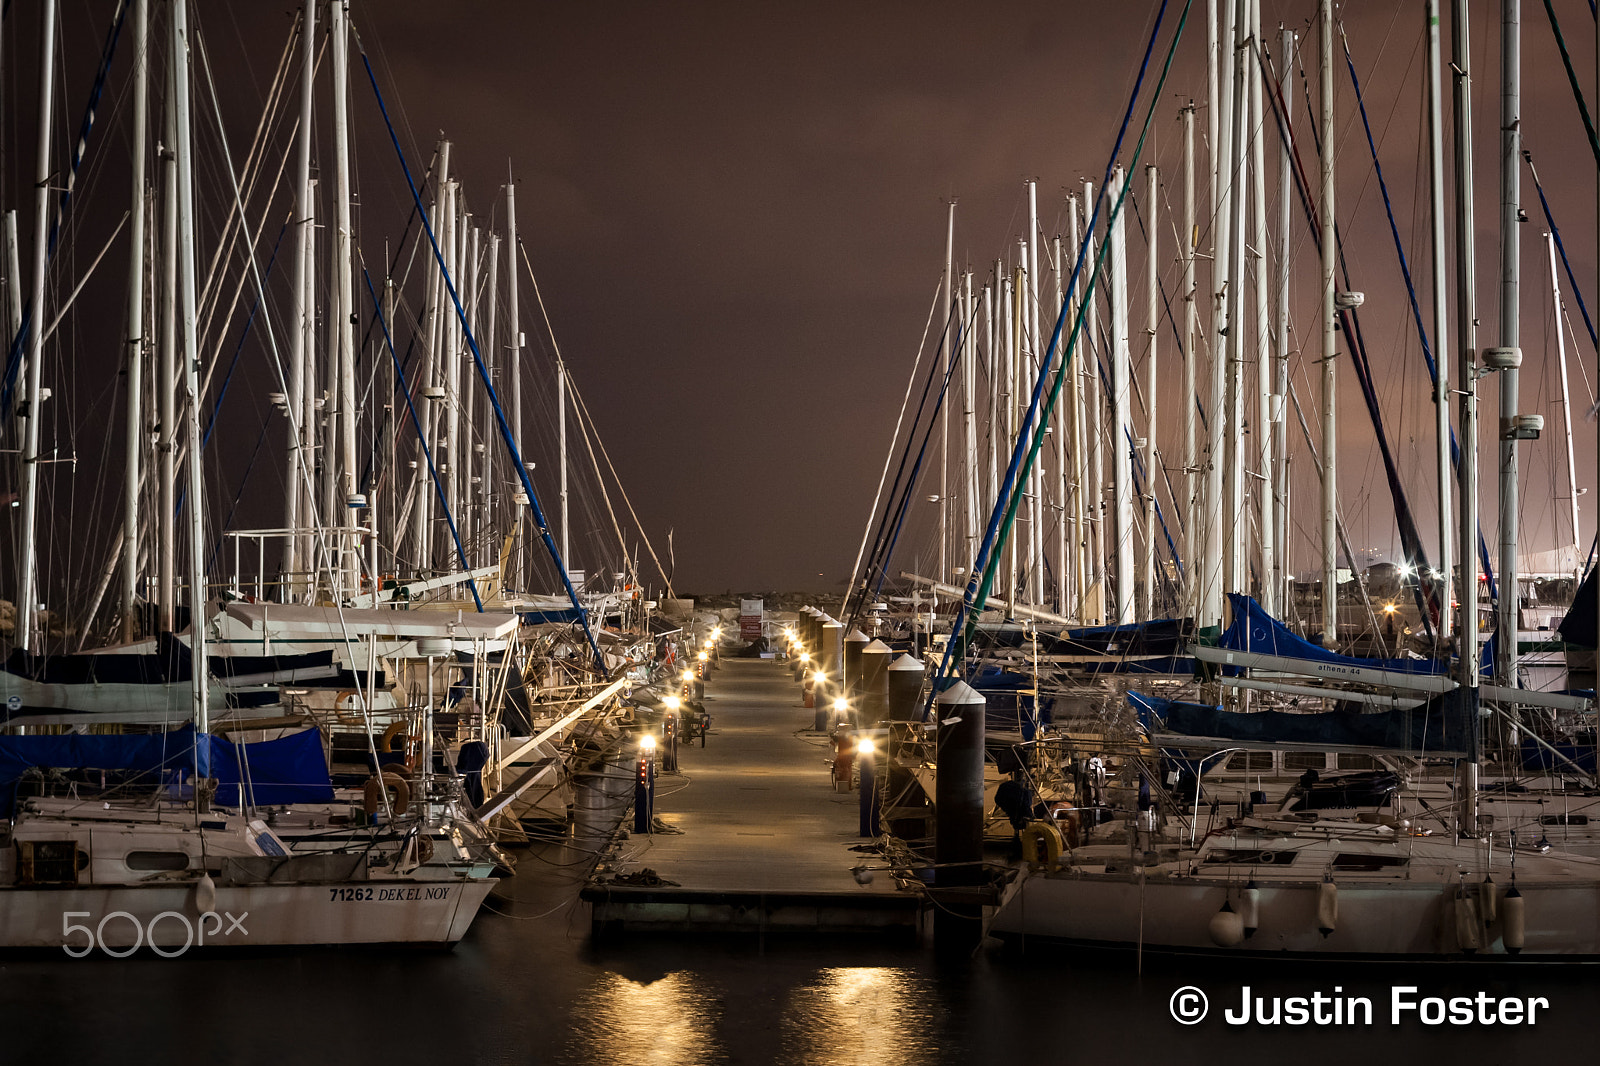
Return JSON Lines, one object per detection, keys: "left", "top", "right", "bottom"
{"left": 0, "top": 877, "right": 495, "bottom": 950}
{"left": 989, "top": 871, "right": 1600, "bottom": 957}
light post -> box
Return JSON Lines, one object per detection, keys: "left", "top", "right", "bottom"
{"left": 661, "top": 695, "right": 681, "bottom": 772}
{"left": 634, "top": 733, "right": 656, "bottom": 833}
{"left": 858, "top": 735, "right": 879, "bottom": 836}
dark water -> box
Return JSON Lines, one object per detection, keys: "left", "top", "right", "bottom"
{"left": 3, "top": 763, "right": 1595, "bottom": 1066}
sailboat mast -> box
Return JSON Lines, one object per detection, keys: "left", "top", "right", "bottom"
{"left": 15, "top": 0, "right": 58, "bottom": 652}
{"left": 963, "top": 271, "right": 978, "bottom": 571}
{"left": 1495, "top": 0, "right": 1520, "bottom": 691}
{"left": 1053, "top": 235, "right": 1067, "bottom": 615}
{"left": 1109, "top": 167, "right": 1134, "bottom": 625}
{"left": 1181, "top": 103, "right": 1197, "bottom": 618}
{"left": 158, "top": 78, "right": 177, "bottom": 634}
{"left": 1067, "top": 199, "right": 1087, "bottom": 618}
{"left": 172, "top": 0, "right": 208, "bottom": 729}
{"left": 1426, "top": 0, "right": 1454, "bottom": 641}
{"left": 505, "top": 166, "right": 522, "bottom": 583}
{"left": 1144, "top": 164, "right": 1159, "bottom": 621}
{"left": 1451, "top": 0, "right": 1482, "bottom": 825}
{"left": 1225, "top": 0, "right": 1249, "bottom": 602}
{"left": 283, "top": 0, "right": 315, "bottom": 600}
{"left": 121, "top": 0, "right": 150, "bottom": 643}
{"left": 485, "top": 232, "right": 499, "bottom": 551}
{"left": 1250, "top": 0, "right": 1274, "bottom": 616}
{"left": 1027, "top": 181, "right": 1043, "bottom": 608}
{"left": 1203, "top": 0, "right": 1235, "bottom": 634}
{"left": 941, "top": 201, "right": 955, "bottom": 592}
{"left": 1319, "top": 0, "right": 1338, "bottom": 648}
{"left": 1274, "top": 28, "right": 1294, "bottom": 621}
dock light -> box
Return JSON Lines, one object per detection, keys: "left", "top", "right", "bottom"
{"left": 662, "top": 695, "right": 681, "bottom": 710}
{"left": 833, "top": 697, "right": 848, "bottom": 713}
{"left": 799, "top": 652, "right": 810, "bottom": 664}
{"left": 698, "top": 651, "right": 708, "bottom": 662}
{"left": 814, "top": 671, "right": 827, "bottom": 684}
{"left": 857, "top": 736, "right": 875, "bottom": 757}
{"left": 711, "top": 627, "right": 723, "bottom": 640}
{"left": 682, "top": 669, "right": 695, "bottom": 683}
{"left": 1384, "top": 603, "right": 1397, "bottom": 614}
{"left": 640, "top": 734, "right": 657, "bottom": 754}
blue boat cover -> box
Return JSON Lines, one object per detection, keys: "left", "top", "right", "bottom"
{"left": 0, "top": 725, "right": 333, "bottom": 816}
{"left": 1221, "top": 593, "right": 1454, "bottom": 676}
{"left": 518, "top": 608, "right": 584, "bottom": 625}
{"left": 1132, "top": 687, "right": 1478, "bottom": 758}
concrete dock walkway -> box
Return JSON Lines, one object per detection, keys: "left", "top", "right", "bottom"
{"left": 581, "top": 656, "right": 922, "bottom": 935}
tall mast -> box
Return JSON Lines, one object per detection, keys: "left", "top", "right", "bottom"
{"left": 173, "top": 0, "right": 209, "bottom": 729}
{"left": 1083, "top": 182, "right": 1104, "bottom": 620}
{"left": 1203, "top": 0, "right": 1237, "bottom": 634}
{"left": 1181, "top": 103, "right": 1197, "bottom": 618}
{"left": 1067, "top": 200, "right": 1088, "bottom": 618}
{"left": 1224, "top": 0, "right": 1250, "bottom": 602}
{"left": 1274, "top": 27, "right": 1294, "bottom": 618}
{"left": 14, "top": 0, "right": 58, "bottom": 652}
{"left": 158, "top": 72, "right": 177, "bottom": 634}
{"left": 331, "top": 0, "right": 358, "bottom": 597}
{"left": 504, "top": 166, "right": 522, "bottom": 583}
{"left": 1319, "top": 0, "right": 1338, "bottom": 648}
{"left": 1250, "top": 0, "right": 1274, "bottom": 615}
{"left": 940, "top": 201, "right": 955, "bottom": 591}
{"left": 558, "top": 353, "right": 569, "bottom": 565}
{"left": 1142, "top": 164, "right": 1159, "bottom": 620}
{"left": 283, "top": 0, "right": 315, "bottom": 599}
{"left": 1426, "top": 0, "right": 1453, "bottom": 641}
{"left": 1109, "top": 167, "right": 1134, "bottom": 624}
{"left": 485, "top": 231, "right": 500, "bottom": 551}
{"left": 120, "top": 0, "right": 150, "bottom": 643}
{"left": 962, "top": 270, "right": 978, "bottom": 571}
{"left": 1053, "top": 235, "right": 1067, "bottom": 615}
{"left": 1452, "top": 0, "right": 1481, "bottom": 820}
{"left": 1027, "top": 181, "right": 1043, "bottom": 607}
{"left": 1495, "top": 0, "right": 1520, "bottom": 690}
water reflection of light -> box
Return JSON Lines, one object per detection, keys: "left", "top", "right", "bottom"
{"left": 779, "top": 967, "right": 939, "bottom": 1066}
{"left": 568, "top": 971, "right": 721, "bottom": 1065}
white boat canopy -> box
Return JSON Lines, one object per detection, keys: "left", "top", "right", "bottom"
{"left": 223, "top": 603, "right": 520, "bottom": 641}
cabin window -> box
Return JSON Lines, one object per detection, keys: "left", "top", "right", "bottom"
{"left": 1330, "top": 853, "right": 1407, "bottom": 871}
{"left": 1337, "top": 753, "right": 1378, "bottom": 770}
{"left": 1283, "top": 751, "right": 1325, "bottom": 771}
{"left": 1539, "top": 814, "right": 1589, "bottom": 827}
{"left": 1200, "top": 848, "right": 1299, "bottom": 866}
{"left": 1224, "top": 751, "right": 1274, "bottom": 772}
{"left": 126, "top": 851, "right": 190, "bottom": 872}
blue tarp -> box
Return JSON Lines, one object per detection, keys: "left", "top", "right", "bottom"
{"left": 1220, "top": 593, "right": 1455, "bottom": 676}
{"left": 518, "top": 608, "right": 584, "bottom": 625}
{"left": 1132, "top": 688, "right": 1478, "bottom": 758}
{"left": 0, "top": 725, "right": 333, "bottom": 816}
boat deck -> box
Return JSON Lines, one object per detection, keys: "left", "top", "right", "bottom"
{"left": 580, "top": 656, "right": 922, "bottom": 936}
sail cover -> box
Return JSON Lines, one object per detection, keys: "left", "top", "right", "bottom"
{"left": 1132, "top": 687, "right": 1478, "bottom": 758}
{"left": 0, "top": 725, "right": 333, "bottom": 816}
{"left": 1220, "top": 593, "right": 1452, "bottom": 676}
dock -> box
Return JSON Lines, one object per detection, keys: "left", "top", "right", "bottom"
{"left": 581, "top": 656, "right": 924, "bottom": 936}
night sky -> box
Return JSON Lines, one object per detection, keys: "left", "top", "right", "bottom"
{"left": 4, "top": 0, "right": 1600, "bottom": 621}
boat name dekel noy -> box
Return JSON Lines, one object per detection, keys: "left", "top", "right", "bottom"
{"left": 1172, "top": 986, "right": 1552, "bottom": 1027}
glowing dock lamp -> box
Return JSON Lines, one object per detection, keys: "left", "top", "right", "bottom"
{"left": 698, "top": 651, "right": 708, "bottom": 662}
{"left": 832, "top": 696, "right": 849, "bottom": 730}
{"left": 634, "top": 733, "right": 657, "bottom": 833}
{"left": 857, "top": 734, "right": 879, "bottom": 837}
{"left": 661, "top": 695, "right": 681, "bottom": 711}
{"left": 798, "top": 652, "right": 811, "bottom": 664}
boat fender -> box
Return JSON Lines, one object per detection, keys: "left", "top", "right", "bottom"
{"left": 1478, "top": 875, "right": 1498, "bottom": 924}
{"left": 1501, "top": 886, "right": 1525, "bottom": 955}
{"left": 1240, "top": 879, "right": 1260, "bottom": 939}
{"left": 1019, "top": 821, "right": 1064, "bottom": 869}
{"left": 380, "top": 720, "right": 411, "bottom": 754}
{"left": 1454, "top": 887, "right": 1483, "bottom": 953}
{"left": 363, "top": 772, "right": 412, "bottom": 818}
{"left": 1209, "top": 899, "right": 1245, "bottom": 947}
{"left": 194, "top": 872, "right": 217, "bottom": 914}
{"left": 1316, "top": 876, "right": 1338, "bottom": 938}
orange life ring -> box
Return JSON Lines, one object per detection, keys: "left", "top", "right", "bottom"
{"left": 363, "top": 772, "right": 411, "bottom": 817}
{"left": 380, "top": 720, "right": 411, "bottom": 754}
